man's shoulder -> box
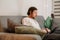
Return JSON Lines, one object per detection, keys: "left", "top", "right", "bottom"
{"left": 23, "top": 17, "right": 29, "bottom": 20}
{"left": 23, "top": 17, "right": 28, "bottom": 19}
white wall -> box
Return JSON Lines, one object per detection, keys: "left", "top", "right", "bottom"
{"left": 0, "top": 0, "right": 52, "bottom": 19}
{"left": 19, "top": 0, "right": 52, "bottom": 19}
{"left": 0, "top": 0, "right": 19, "bottom": 16}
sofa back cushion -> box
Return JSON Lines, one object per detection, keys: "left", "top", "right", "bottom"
{"left": 35, "top": 16, "right": 45, "bottom": 29}
{"left": 53, "top": 18, "right": 60, "bottom": 30}
{"left": 0, "top": 16, "right": 45, "bottom": 29}
{"left": 0, "top": 16, "right": 23, "bottom": 28}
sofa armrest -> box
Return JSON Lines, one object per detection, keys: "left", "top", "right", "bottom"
{"left": 0, "top": 33, "right": 42, "bottom": 40}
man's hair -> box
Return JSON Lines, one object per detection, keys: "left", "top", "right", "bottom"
{"left": 27, "top": 7, "right": 37, "bottom": 15}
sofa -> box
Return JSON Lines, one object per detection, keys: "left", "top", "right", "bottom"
{"left": 43, "top": 18, "right": 60, "bottom": 40}
{"left": 1, "top": 16, "right": 60, "bottom": 40}
{"left": 0, "top": 16, "right": 45, "bottom": 40}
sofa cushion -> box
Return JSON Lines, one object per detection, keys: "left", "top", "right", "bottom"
{"left": 7, "top": 19, "right": 21, "bottom": 33}
{"left": 15, "top": 27, "right": 37, "bottom": 34}
{"left": 0, "top": 16, "right": 23, "bottom": 28}
{"left": 44, "top": 16, "right": 52, "bottom": 29}
{"left": 7, "top": 19, "right": 20, "bottom": 29}
{"left": 15, "top": 26, "right": 46, "bottom": 36}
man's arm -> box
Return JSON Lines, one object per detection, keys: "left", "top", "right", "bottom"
{"left": 22, "top": 18, "right": 32, "bottom": 26}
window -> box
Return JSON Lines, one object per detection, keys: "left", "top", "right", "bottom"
{"left": 53, "top": 0, "right": 60, "bottom": 18}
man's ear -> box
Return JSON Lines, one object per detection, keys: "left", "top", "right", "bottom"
{"left": 30, "top": 11, "right": 32, "bottom": 15}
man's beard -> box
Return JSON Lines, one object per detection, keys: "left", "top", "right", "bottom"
{"left": 32, "top": 17, "right": 35, "bottom": 19}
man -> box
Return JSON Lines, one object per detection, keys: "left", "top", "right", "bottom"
{"left": 22, "top": 7, "right": 50, "bottom": 34}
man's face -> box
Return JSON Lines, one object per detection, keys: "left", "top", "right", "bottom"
{"left": 31, "top": 10, "right": 37, "bottom": 18}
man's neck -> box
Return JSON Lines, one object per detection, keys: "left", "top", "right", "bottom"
{"left": 28, "top": 15, "right": 35, "bottom": 19}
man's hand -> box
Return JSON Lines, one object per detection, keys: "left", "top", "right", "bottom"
{"left": 41, "top": 29, "right": 47, "bottom": 33}
{"left": 45, "top": 28, "right": 51, "bottom": 33}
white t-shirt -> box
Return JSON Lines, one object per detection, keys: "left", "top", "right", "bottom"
{"left": 22, "top": 17, "right": 41, "bottom": 30}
